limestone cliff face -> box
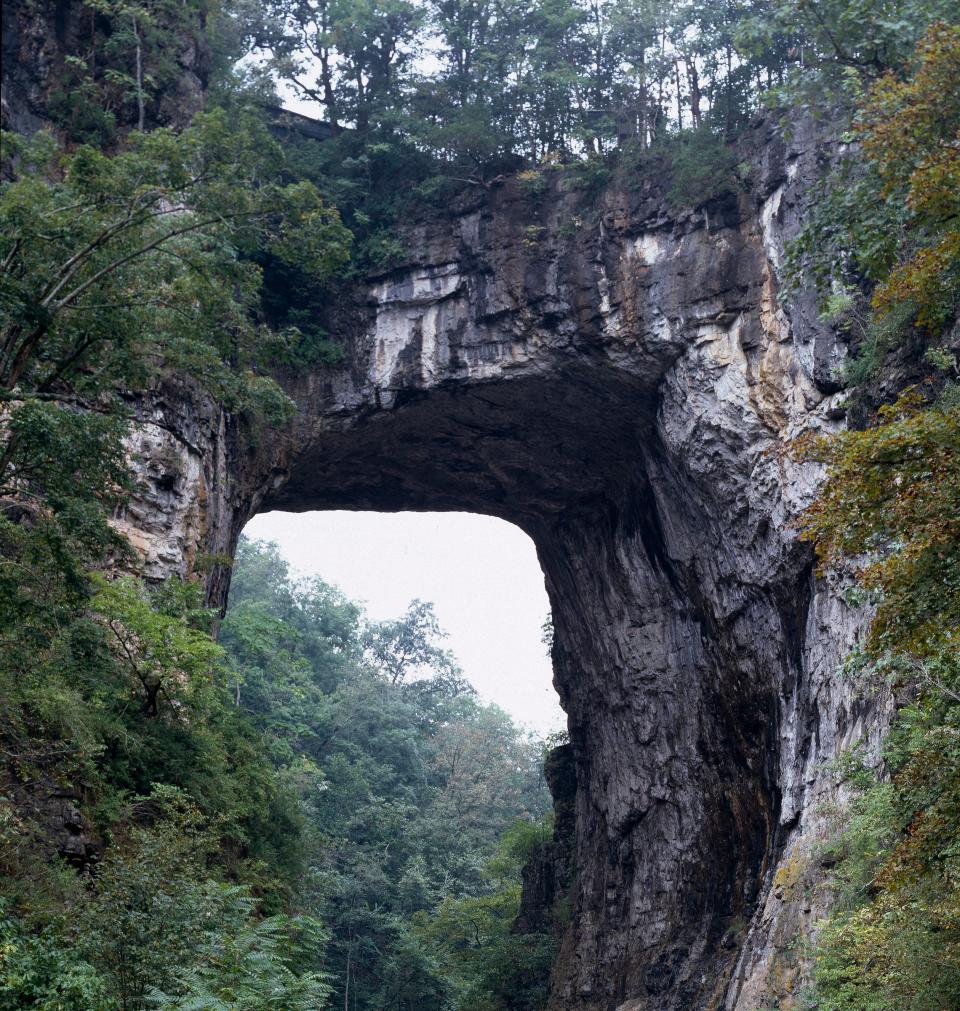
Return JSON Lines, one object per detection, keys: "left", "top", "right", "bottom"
{"left": 111, "top": 118, "right": 879, "bottom": 1009}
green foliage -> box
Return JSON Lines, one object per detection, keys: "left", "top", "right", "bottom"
{"left": 259, "top": 123, "right": 437, "bottom": 276}
{"left": 146, "top": 911, "right": 332, "bottom": 1011}
{"left": 221, "top": 539, "right": 553, "bottom": 1010}
{"left": 812, "top": 687, "right": 960, "bottom": 1008}
{"left": 783, "top": 20, "right": 959, "bottom": 384}
{"left": 409, "top": 817, "right": 559, "bottom": 1011}
{"left": 0, "top": 512, "right": 118, "bottom": 785}
{"left": 1, "top": 401, "right": 129, "bottom": 510}
{"left": 797, "top": 391, "right": 959, "bottom": 659}
{"left": 362, "top": 597, "right": 462, "bottom": 685}
{"left": 0, "top": 56, "right": 356, "bottom": 683}
{"left": 771, "top": 17, "right": 960, "bottom": 1004}
{"left": 0, "top": 113, "right": 350, "bottom": 416}
{"left": 796, "top": 390, "right": 960, "bottom": 1011}
{"left": 857, "top": 22, "right": 960, "bottom": 333}
{"left": 0, "top": 526, "right": 562, "bottom": 1010}
{"left": 232, "top": 0, "right": 959, "bottom": 291}
{"left": 254, "top": 0, "right": 955, "bottom": 180}
{"left": 91, "top": 575, "right": 224, "bottom": 715}
{"left": 559, "top": 156, "right": 612, "bottom": 195}
{"left": 792, "top": 88, "right": 960, "bottom": 1009}
{"left": 1, "top": 5, "right": 572, "bottom": 1007}
{"left": 663, "top": 127, "right": 740, "bottom": 211}
{"left": 0, "top": 903, "right": 114, "bottom": 1011}
{"left": 76, "top": 788, "right": 229, "bottom": 1005}
{"left": 815, "top": 889, "right": 960, "bottom": 1010}
{"left": 0, "top": 788, "right": 330, "bottom": 1011}
{"left": 736, "top": 0, "right": 958, "bottom": 99}
{"left": 47, "top": 0, "right": 206, "bottom": 142}
{"left": 782, "top": 157, "right": 904, "bottom": 304}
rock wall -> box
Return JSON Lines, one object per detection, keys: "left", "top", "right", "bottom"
{"left": 98, "top": 119, "right": 876, "bottom": 1008}
{"left": 0, "top": 0, "right": 207, "bottom": 136}
{"left": 516, "top": 743, "right": 577, "bottom": 938}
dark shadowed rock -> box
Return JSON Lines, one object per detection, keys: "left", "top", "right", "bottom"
{"left": 516, "top": 744, "right": 576, "bottom": 936}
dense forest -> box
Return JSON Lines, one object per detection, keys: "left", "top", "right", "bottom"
{"left": 0, "top": 533, "right": 561, "bottom": 1006}
{"left": 1, "top": 0, "right": 958, "bottom": 1008}
{"left": 1, "top": 533, "right": 559, "bottom": 1009}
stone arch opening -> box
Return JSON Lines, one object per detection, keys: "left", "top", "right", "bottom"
{"left": 243, "top": 508, "right": 562, "bottom": 734}
{"left": 138, "top": 141, "right": 851, "bottom": 1008}
{"left": 226, "top": 362, "right": 787, "bottom": 1011}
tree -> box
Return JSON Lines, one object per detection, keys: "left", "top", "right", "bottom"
{"left": 0, "top": 904, "right": 114, "bottom": 1011}
{"left": 787, "top": 23, "right": 960, "bottom": 990}
{"left": 0, "top": 113, "right": 349, "bottom": 404}
{"left": 796, "top": 390, "right": 960, "bottom": 663}
{"left": 856, "top": 21, "right": 960, "bottom": 332}
{"left": 736, "top": 0, "right": 958, "bottom": 93}
{"left": 363, "top": 599, "right": 461, "bottom": 685}
{"left": 266, "top": 0, "right": 423, "bottom": 131}
{"left": 410, "top": 819, "right": 558, "bottom": 1011}
{"left": 74, "top": 787, "right": 331, "bottom": 1011}
{"left": 218, "top": 539, "right": 552, "bottom": 1010}
{"left": 46, "top": 0, "right": 208, "bottom": 143}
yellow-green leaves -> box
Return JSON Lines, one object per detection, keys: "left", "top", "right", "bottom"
{"left": 857, "top": 21, "right": 960, "bottom": 331}
{"left": 796, "top": 390, "right": 960, "bottom": 660}
{"left": 91, "top": 575, "right": 224, "bottom": 715}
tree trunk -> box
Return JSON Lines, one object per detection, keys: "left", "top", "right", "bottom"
{"left": 675, "top": 59, "right": 683, "bottom": 130}
{"left": 687, "top": 59, "right": 701, "bottom": 128}
{"left": 133, "top": 16, "right": 145, "bottom": 131}
{"left": 344, "top": 935, "right": 352, "bottom": 1011}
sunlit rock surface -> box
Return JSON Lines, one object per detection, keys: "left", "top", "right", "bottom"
{"left": 118, "top": 118, "right": 881, "bottom": 1010}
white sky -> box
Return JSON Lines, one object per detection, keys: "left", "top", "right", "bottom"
{"left": 243, "top": 511, "right": 565, "bottom": 736}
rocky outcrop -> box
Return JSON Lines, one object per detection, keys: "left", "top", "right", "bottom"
{"left": 0, "top": 0, "right": 207, "bottom": 137}
{"left": 1, "top": 774, "right": 101, "bottom": 874}
{"left": 102, "top": 113, "right": 885, "bottom": 1010}
{"left": 516, "top": 743, "right": 577, "bottom": 938}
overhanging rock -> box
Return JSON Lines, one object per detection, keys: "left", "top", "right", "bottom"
{"left": 119, "top": 119, "right": 884, "bottom": 1010}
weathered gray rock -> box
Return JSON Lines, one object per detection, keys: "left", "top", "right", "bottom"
{"left": 107, "top": 115, "right": 885, "bottom": 1010}
{"left": 3, "top": 777, "right": 101, "bottom": 872}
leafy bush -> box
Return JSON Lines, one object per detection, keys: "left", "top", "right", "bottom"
{"left": 1, "top": 789, "right": 331, "bottom": 1011}
{"left": 664, "top": 129, "right": 740, "bottom": 212}
{"left": 410, "top": 816, "right": 559, "bottom": 1011}
{"left": 796, "top": 391, "right": 960, "bottom": 1011}
{"left": 0, "top": 905, "right": 114, "bottom": 1011}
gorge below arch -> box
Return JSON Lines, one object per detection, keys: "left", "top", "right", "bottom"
{"left": 118, "top": 116, "right": 881, "bottom": 1010}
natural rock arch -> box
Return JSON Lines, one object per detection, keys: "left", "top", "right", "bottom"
{"left": 121, "top": 120, "right": 876, "bottom": 1010}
